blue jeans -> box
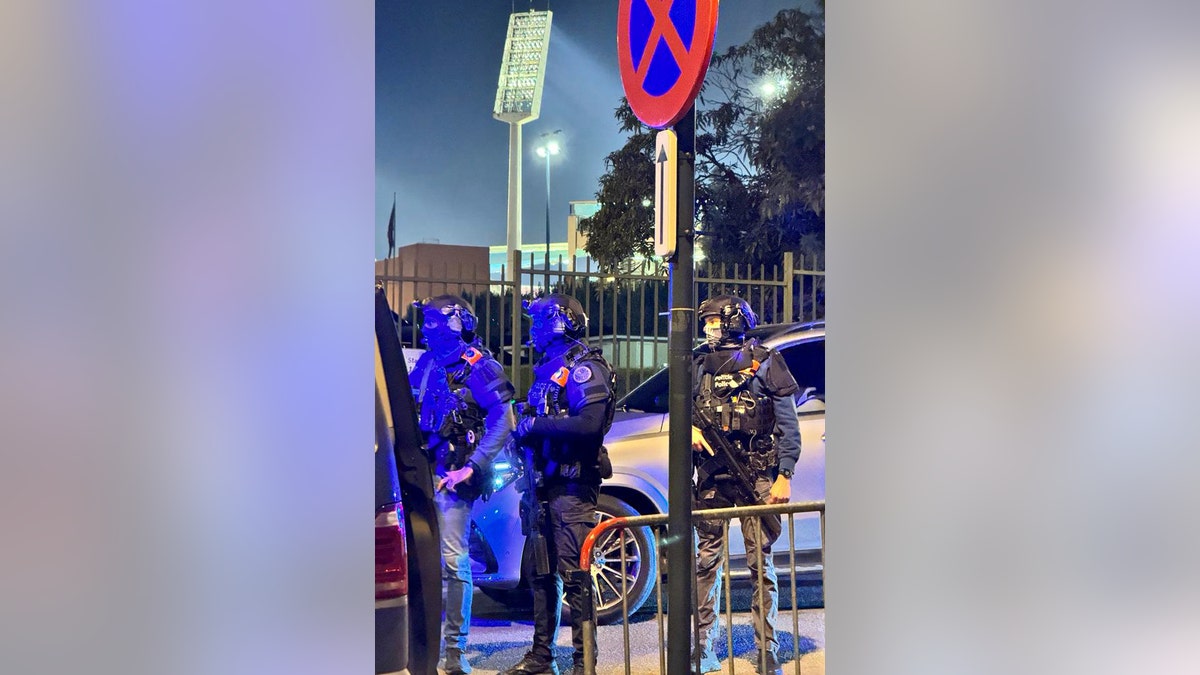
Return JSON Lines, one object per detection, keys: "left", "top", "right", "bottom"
{"left": 435, "top": 486, "right": 475, "bottom": 653}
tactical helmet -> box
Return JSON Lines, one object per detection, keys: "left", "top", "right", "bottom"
{"left": 525, "top": 293, "right": 588, "bottom": 351}
{"left": 697, "top": 294, "right": 757, "bottom": 346}
{"left": 414, "top": 295, "right": 478, "bottom": 356}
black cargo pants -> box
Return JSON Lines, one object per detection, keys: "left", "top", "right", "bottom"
{"left": 526, "top": 484, "right": 599, "bottom": 667}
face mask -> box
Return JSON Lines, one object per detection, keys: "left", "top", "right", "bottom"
{"left": 530, "top": 310, "right": 567, "bottom": 351}
{"left": 422, "top": 310, "right": 463, "bottom": 358}
{"left": 704, "top": 323, "right": 724, "bottom": 347}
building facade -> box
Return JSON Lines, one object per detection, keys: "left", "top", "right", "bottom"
{"left": 375, "top": 242, "right": 493, "bottom": 310}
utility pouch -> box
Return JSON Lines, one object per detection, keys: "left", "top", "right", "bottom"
{"left": 597, "top": 444, "right": 613, "bottom": 480}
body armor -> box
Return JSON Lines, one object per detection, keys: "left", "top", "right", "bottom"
{"left": 526, "top": 344, "right": 615, "bottom": 483}
{"left": 418, "top": 347, "right": 494, "bottom": 476}
{"left": 694, "top": 342, "right": 778, "bottom": 475}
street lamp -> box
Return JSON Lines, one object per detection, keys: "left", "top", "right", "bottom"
{"left": 535, "top": 129, "right": 562, "bottom": 267}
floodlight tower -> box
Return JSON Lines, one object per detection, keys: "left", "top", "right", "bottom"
{"left": 493, "top": 9, "right": 553, "bottom": 281}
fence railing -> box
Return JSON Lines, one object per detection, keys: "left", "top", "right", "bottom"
{"left": 575, "top": 500, "right": 826, "bottom": 675}
{"left": 375, "top": 250, "right": 824, "bottom": 398}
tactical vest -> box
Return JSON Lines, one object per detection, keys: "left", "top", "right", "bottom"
{"left": 418, "top": 347, "right": 489, "bottom": 473}
{"left": 694, "top": 343, "right": 778, "bottom": 474}
{"left": 526, "top": 344, "right": 616, "bottom": 483}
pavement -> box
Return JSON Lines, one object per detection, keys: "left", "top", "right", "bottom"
{"left": 438, "top": 585, "right": 825, "bottom": 675}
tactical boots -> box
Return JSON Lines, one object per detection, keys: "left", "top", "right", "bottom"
{"left": 566, "top": 654, "right": 595, "bottom": 675}
{"left": 442, "top": 648, "right": 472, "bottom": 675}
{"left": 506, "top": 573, "right": 562, "bottom": 675}
{"left": 499, "top": 650, "right": 560, "bottom": 675}
{"left": 754, "top": 652, "right": 784, "bottom": 675}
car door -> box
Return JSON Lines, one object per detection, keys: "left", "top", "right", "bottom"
{"left": 375, "top": 286, "right": 439, "bottom": 674}
{"left": 604, "top": 367, "right": 674, "bottom": 511}
{"left": 779, "top": 336, "right": 826, "bottom": 552}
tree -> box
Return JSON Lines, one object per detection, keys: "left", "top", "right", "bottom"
{"left": 580, "top": 5, "right": 825, "bottom": 270}
{"left": 575, "top": 103, "right": 657, "bottom": 273}
{"left": 697, "top": 6, "right": 825, "bottom": 266}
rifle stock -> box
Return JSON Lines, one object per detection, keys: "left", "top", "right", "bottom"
{"left": 509, "top": 407, "right": 552, "bottom": 577}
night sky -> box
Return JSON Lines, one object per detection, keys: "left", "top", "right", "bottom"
{"left": 376, "top": 0, "right": 808, "bottom": 259}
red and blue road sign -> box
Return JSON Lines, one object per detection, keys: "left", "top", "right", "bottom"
{"left": 617, "top": 0, "right": 719, "bottom": 129}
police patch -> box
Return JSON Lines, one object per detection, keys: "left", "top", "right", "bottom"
{"left": 572, "top": 365, "right": 593, "bottom": 383}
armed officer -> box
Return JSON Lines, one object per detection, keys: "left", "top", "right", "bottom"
{"left": 500, "top": 293, "right": 615, "bottom": 675}
{"left": 410, "top": 295, "right": 515, "bottom": 675}
{"left": 689, "top": 295, "right": 801, "bottom": 675}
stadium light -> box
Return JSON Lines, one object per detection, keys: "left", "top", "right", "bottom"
{"left": 493, "top": 11, "right": 553, "bottom": 279}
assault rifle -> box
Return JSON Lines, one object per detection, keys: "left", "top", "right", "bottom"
{"left": 692, "top": 404, "right": 783, "bottom": 543}
{"left": 506, "top": 405, "right": 552, "bottom": 576}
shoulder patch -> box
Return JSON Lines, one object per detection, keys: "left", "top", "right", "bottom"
{"left": 463, "top": 348, "right": 483, "bottom": 365}
{"left": 571, "top": 365, "right": 593, "bottom": 383}
{"left": 551, "top": 367, "right": 570, "bottom": 387}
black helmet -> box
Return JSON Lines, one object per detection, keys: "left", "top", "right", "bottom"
{"left": 697, "top": 294, "right": 757, "bottom": 346}
{"left": 413, "top": 295, "right": 478, "bottom": 356}
{"left": 525, "top": 293, "right": 587, "bottom": 351}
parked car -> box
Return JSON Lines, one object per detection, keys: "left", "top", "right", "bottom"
{"left": 376, "top": 341, "right": 411, "bottom": 675}
{"left": 376, "top": 285, "right": 442, "bottom": 674}
{"left": 375, "top": 400, "right": 410, "bottom": 675}
{"left": 467, "top": 321, "right": 827, "bottom": 623}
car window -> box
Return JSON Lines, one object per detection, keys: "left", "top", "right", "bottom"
{"left": 779, "top": 338, "right": 825, "bottom": 400}
{"left": 621, "top": 335, "right": 826, "bottom": 413}
{"left": 619, "top": 366, "right": 670, "bottom": 413}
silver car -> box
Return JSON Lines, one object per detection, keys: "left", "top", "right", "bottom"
{"left": 465, "top": 321, "right": 826, "bottom": 623}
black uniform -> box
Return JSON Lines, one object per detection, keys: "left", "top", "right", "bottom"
{"left": 523, "top": 345, "right": 609, "bottom": 667}
{"left": 504, "top": 293, "right": 619, "bottom": 672}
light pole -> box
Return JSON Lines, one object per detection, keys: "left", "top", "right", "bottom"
{"left": 494, "top": 9, "right": 553, "bottom": 283}
{"left": 535, "top": 129, "right": 562, "bottom": 268}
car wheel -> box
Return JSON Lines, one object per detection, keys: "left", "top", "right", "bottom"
{"left": 589, "top": 493, "right": 658, "bottom": 625}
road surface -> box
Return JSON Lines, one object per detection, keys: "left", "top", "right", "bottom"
{"left": 440, "top": 584, "right": 825, "bottom": 675}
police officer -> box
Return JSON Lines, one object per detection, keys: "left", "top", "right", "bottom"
{"left": 500, "top": 293, "right": 615, "bottom": 675}
{"left": 689, "top": 295, "right": 801, "bottom": 675}
{"left": 411, "top": 295, "right": 515, "bottom": 675}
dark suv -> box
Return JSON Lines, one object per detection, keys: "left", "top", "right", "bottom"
{"left": 376, "top": 286, "right": 443, "bottom": 674}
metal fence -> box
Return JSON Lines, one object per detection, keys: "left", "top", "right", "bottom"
{"left": 375, "top": 249, "right": 824, "bottom": 398}
{"left": 576, "top": 500, "right": 826, "bottom": 675}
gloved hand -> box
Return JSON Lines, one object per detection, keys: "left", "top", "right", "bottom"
{"left": 514, "top": 416, "right": 537, "bottom": 439}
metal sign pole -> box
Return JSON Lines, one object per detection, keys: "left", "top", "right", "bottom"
{"left": 666, "top": 104, "right": 696, "bottom": 675}
{"left": 615, "top": 0, "right": 715, "bottom": 666}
